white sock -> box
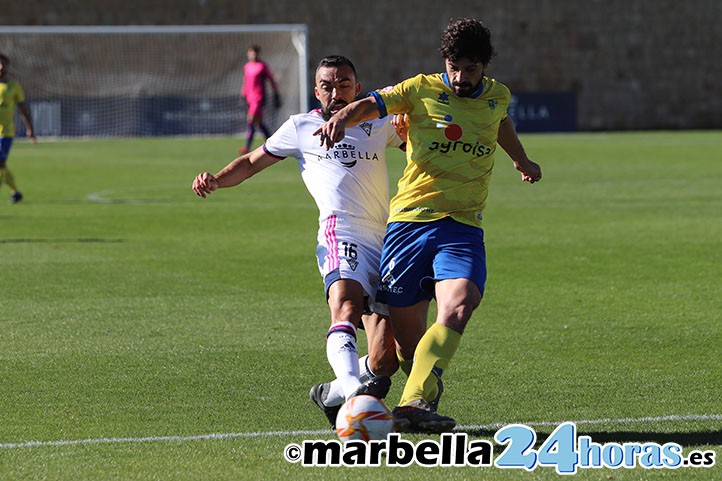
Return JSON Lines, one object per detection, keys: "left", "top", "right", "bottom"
{"left": 324, "top": 354, "right": 375, "bottom": 406}
{"left": 358, "top": 354, "right": 375, "bottom": 383}
{"left": 326, "top": 321, "right": 362, "bottom": 401}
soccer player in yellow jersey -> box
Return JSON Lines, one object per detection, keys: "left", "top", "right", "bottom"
{"left": 0, "top": 54, "right": 36, "bottom": 204}
{"left": 315, "top": 18, "right": 542, "bottom": 433}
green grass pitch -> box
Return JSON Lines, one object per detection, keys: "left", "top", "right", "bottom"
{"left": 1, "top": 131, "right": 720, "bottom": 480}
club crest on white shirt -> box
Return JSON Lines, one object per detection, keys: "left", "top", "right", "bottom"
{"left": 359, "top": 122, "right": 373, "bottom": 137}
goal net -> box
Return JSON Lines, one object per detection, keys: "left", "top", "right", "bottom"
{"left": 0, "top": 25, "right": 308, "bottom": 137}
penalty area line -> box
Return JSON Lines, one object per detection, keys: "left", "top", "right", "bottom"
{"left": 2, "top": 413, "right": 720, "bottom": 449}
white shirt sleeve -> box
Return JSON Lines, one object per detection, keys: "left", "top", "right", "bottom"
{"left": 264, "top": 116, "right": 302, "bottom": 159}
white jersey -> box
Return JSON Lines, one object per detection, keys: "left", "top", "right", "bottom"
{"left": 263, "top": 109, "right": 402, "bottom": 229}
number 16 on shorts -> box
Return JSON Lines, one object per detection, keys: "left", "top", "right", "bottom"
{"left": 494, "top": 422, "right": 715, "bottom": 474}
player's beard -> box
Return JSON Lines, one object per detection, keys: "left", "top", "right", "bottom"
{"left": 321, "top": 100, "right": 348, "bottom": 120}
{"left": 452, "top": 77, "right": 483, "bottom": 97}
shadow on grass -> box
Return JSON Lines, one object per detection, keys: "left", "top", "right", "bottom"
{"left": 0, "top": 238, "right": 127, "bottom": 244}
{"left": 460, "top": 427, "right": 722, "bottom": 447}
{"left": 578, "top": 430, "right": 722, "bottom": 447}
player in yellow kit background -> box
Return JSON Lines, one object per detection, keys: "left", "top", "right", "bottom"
{"left": 0, "top": 53, "right": 36, "bottom": 204}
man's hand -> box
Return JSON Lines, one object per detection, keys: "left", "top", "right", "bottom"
{"left": 514, "top": 159, "right": 542, "bottom": 184}
{"left": 392, "top": 113, "right": 409, "bottom": 142}
{"left": 313, "top": 116, "right": 346, "bottom": 150}
{"left": 312, "top": 96, "right": 381, "bottom": 150}
{"left": 192, "top": 172, "right": 219, "bottom": 198}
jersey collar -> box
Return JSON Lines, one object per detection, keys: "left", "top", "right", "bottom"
{"left": 442, "top": 73, "right": 485, "bottom": 99}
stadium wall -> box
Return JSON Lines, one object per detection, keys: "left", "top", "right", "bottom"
{"left": 2, "top": 0, "right": 720, "bottom": 131}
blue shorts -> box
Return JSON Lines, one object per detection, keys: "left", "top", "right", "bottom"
{"left": 376, "top": 217, "right": 487, "bottom": 307}
{"left": 0, "top": 137, "right": 13, "bottom": 166}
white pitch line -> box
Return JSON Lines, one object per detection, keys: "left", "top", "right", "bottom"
{"left": 85, "top": 190, "right": 118, "bottom": 204}
{"left": 0, "top": 430, "right": 329, "bottom": 449}
{"left": 459, "top": 413, "right": 722, "bottom": 432}
{"left": 1, "top": 414, "right": 720, "bottom": 449}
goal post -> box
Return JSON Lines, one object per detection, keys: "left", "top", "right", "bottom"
{"left": 0, "top": 25, "right": 308, "bottom": 137}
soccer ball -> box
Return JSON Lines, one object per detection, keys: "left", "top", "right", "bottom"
{"left": 335, "top": 395, "right": 394, "bottom": 442}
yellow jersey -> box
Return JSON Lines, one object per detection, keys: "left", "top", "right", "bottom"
{"left": 370, "top": 73, "right": 510, "bottom": 227}
{"left": 0, "top": 79, "right": 26, "bottom": 138}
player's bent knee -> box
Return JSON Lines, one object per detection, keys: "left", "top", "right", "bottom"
{"left": 441, "top": 300, "right": 477, "bottom": 322}
{"left": 438, "top": 301, "right": 479, "bottom": 333}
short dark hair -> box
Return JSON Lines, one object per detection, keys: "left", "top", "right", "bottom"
{"left": 316, "top": 55, "right": 358, "bottom": 80}
{"left": 440, "top": 18, "right": 497, "bottom": 65}
{"left": 0, "top": 54, "right": 9, "bottom": 64}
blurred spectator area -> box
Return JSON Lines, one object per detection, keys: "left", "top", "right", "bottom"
{"left": 2, "top": 0, "right": 720, "bottom": 130}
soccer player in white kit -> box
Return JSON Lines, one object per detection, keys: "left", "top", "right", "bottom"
{"left": 192, "top": 56, "right": 405, "bottom": 428}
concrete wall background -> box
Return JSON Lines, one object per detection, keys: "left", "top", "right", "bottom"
{"left": 2, "top": 0, "right": 720, "bottom": 130}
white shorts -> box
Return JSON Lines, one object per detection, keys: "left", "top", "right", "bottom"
{"left": 315, "top": 215, "right": 388, "bottom": 316}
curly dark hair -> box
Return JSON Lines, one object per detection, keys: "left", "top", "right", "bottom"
{"left": 440, "top": 18, "right": 497, "bottom": 65}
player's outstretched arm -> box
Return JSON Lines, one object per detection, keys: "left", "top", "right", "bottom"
{"left": 192, "top": 146, "right": 282, "bottom": 198}
{"left": 313, "top": 96, "right": 381, "bottom": 150}
{"left": 498, "top": 116, "right": 542, "bottom": 184}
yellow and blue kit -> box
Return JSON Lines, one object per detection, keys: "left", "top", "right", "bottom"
{"left": 371, "top": 73, "right": 510, "bottom": 306}
{"left": 370, "top": 73, "right": 510, "bottom": 228}
{"left": 0, "top": 79, "right": 26, "bottom": 138}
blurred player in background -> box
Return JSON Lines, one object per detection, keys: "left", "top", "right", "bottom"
{"left": 0, "top": 54, "right": 36, "bottom": 204}
{"left": 315, "top": 18, "right": 542, "bottom": 433}
{"left": 239, "top": 44, "right": 281, "bottom": 155}
{"left": 193, "top": 55, "right": 407, "bottom": 429}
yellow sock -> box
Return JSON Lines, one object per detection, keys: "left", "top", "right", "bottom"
{"left": 423, "top": 368, "right": 441, "bottom": 402}
{"left": 399, "top": 323, "right": 461, "bottom": 406}
{"left": 399, "top": 353, "right": 440, "bottom": 402}
{"left": 398, "top": 355, "right": 413, "bottom": 377}
{"left": 1, "top": 168, "right": 18, "bottom": 191}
